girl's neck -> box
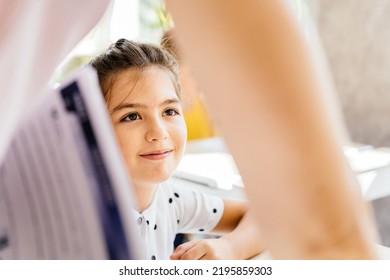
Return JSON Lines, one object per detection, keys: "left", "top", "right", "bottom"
{"left": 132, "top": 182, "right": 158, "bottom": 213}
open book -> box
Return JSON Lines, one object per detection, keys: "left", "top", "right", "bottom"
{"left": 0, "top": 67, "right": 141, "bottom": 259}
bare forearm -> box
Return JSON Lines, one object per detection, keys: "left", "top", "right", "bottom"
{"left": 166, "top": 0, "right": 376, "bottom": 259}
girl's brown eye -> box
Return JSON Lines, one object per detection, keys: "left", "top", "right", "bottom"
{"left": 163, "top": 109, "right": 178, "bottom": 116}
{"left": 121, "top": 113, "right": 141, "bottom": 122}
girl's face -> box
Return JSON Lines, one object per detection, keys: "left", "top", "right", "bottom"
{"left": 108, "top": 66, "right": 187, "bottom": 188}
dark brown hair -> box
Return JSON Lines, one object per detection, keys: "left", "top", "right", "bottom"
{"left": 89, "top": 38, "right": 181, "bottom": 103}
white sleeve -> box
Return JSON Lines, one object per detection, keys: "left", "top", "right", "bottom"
{"left": 169, "top": 185, "right": 224, "bottom": 234}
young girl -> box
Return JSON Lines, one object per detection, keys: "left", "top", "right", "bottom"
{"left": 89, "top": 39, "right": 262, "bottom": 260}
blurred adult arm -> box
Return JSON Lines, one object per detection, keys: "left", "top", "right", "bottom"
{"left": 166, "top": 0, "right": 376, "bottom": 259}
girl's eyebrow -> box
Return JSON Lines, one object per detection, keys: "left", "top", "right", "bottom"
{"left": 162, "top": 98, "right": 181, "bottom": 106}
{"left": 111, "top": 98, "right": 180, "bottom": 114}
{"left": 111, "top": 102, "right": 145, "bottom": 114}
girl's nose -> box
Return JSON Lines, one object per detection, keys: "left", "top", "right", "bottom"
{"left": 145, "top": 119, "right": 169, "bottom": 142}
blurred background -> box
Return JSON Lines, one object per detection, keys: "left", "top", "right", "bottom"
{"left": 53, "top": 0, "right": 390, "bottom": 148}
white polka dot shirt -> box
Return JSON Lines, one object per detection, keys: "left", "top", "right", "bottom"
{"left": 131, "top": 181, "right": 224, "bottom": 260}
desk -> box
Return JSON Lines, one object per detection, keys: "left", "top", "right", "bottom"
{"left": 177, "top": 137, "right": 390, "bottom": 259}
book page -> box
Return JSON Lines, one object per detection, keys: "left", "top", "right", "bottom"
{"left": 0, "top": 67, "right": 139, "bottom": 259}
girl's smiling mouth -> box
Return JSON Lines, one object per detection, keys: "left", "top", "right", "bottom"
{"left": 139, "top": 149, "right": 173, "bottom": 160}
